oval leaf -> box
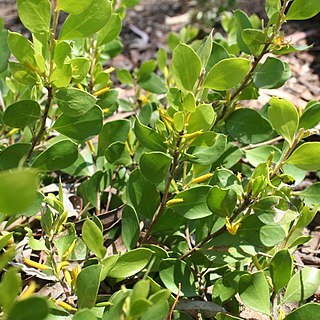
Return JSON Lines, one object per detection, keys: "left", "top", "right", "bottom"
{"left": 76, "top": 264, "right": 102, "bottom": 309}
{"left": 53, "top": 105, "right": 103, "bottom": 140}
{"left": 55, "top": 88, "right": 97, "bottom": 117}
{"left": 3, "top": 100, "right": 41, "bottom": 128}
{"left": 286, "top": 142, "right": 320, "bottom": 171}
{"left": 171, "top": 43, "right": 202, "bottom": 91}
{"left": 268, "top": 98, "right": 299, "bottom": 145}
{"left": 58, "top": 0, "right": 93, "bottom": 14}
{"left": 159, "top": 258, "right": 197, "bottom": 297}
{"left": 239, "top": 272, "right": 271, "bottom": 316}
{"left": 32, "top": 140, "right": 78, "bottom": 172}
{"left": 121, "top": 205, "right": 140, "bottom": 250}
{"left": 17, "top": 0, "right": 51, "bottom": 33}
{"left": 82, "top": 219, "right": 106, "bottom": 259}
{"left": 107, "top": 248, "right": 153, "bottom": 278}
{"left": 203, "top": 58, "right": 251, "bottom": 90}
{"left": 286, "top": 0, "right": 320, "bottom": 20}
{"left": 226, "top": 108, "right": 273, "bottom": 144}
{"left": 283, "top": 267, "right": 320, "bottom": 303}
{"left": 285, "top": 303, "right": 320, "bottom": 320}
{"left": 169, "top": 186, "right": 212, "bottom": 219}
{"left": 140, "top": 152, "right": 172, "bottom": 184}
{"left": 269, "top": 249, "right": 293, "bottom": 292}
{"left": 59, "top": 0, "right": 111, "bottom": 40}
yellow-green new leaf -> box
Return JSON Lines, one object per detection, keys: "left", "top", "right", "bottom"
{"left": 203, "top": 58, "right": 251, "bottom": 90}
{"left": 268, "top": 98, "right": 299, "bottom": 145}
{"left": 17, "top": 0, "right": 51, "bottom": 33}
{"left": 0, "top": 169, "right": 38, "bottom": 215}
{"left": 286, "top": 142, "right": 320, "bottom": 171}
{"left": 171, "top": 43, "right": 202, "bottom": 91}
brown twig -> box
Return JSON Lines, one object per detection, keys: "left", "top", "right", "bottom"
{"left": 168, "top": 283, "right": 181, "bottom": 320}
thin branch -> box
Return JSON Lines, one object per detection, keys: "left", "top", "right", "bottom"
{"left": 26, "top": 86, "right": 53, "bottom": 163}
{"left": 140, "top": 136, "right": 182, "bottom": 244}
{"left": 241, "top": 136, "right": 284, "bottom": 151}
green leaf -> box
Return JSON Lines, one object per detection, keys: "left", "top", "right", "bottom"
{"left": 82, "top": 219, "right": 106, "bottom": 259}
{"left": 140, "top": 152, "right": 172, "bottom": 184}
{"left": 59, "top": 0, "right": 111, "bottom": 40}
{"left": 171, "top": 43, "right": 202, "bottom": 91}
{"left": 187, "top": 104, "right": 216, "bottom": 133}
{"left": 122, "top": 205, "right": 140, "bottom": 250}
{"left": 117, "top": 69, "right": 134, "bottom": 86}
{"left": 296, "top": 182, "right": 320, "bottom": 206}
{"left": 32, "top": 140, "right": 78, "bottom": 172}
{"left": 285, "top": 303, "right": 320, "bottom": 320}
{"left": 159, "top": 258, "right": 197, "bottom": 297}
{"left": 97, "top": 13, "right": 122, "bottom": 45}
{"left": 134, "top": 118, "right": 166, "bottom": 152}
{"left": 107, "top": 248, "right": 153, "bottom": 278}
{"left": 206, "top": 41, "right": 230, "bottom": 71}
{"left": 169, "top": 186, "right": 212, "bottom": 219}
{"left": 203, "top": 58, "right": 251, "bottom": 90}
{"left": 225, "top": 108, "right": 274, "bottom": 144}
{"left": 242, "top": 29, "right": 268, "bottom": 55}
{"left": 105, "top": 142, "right": 132, "bottom": 166}
{"left": 17, "top": 0, "right": 51, "bottom": 33}
{"left": 283, "top": 267, "right": 320, "bottom": 303}
{"left": 286, "top": 0, "right": 320, "bottom": 20}
{"left": 253, "top": 57, "right": 291, "bottom": 89}
{"left": 58, "top": 0, "right": 93, "bottom": 14}
{"left": 53, "top": 105, "right": 103, "bottom": 140}
{"left": 122, "top": 0, "right": 140, "bottom": 8}
{"left": 55, "top": 88, "right": 97, "bottom": 117}
{"left": 245, "top": 145, "right": 281, "bottom": 167}
{"left": 8, "top": 32, "right": 36, "bottom": 69}
{"left": 53, "top": 41, "right": 72, "bottom": 67}
{"left": 194, "top": 33, "right": 213, "bottom": 68}
{"left": 299, "top": 102, "right": 320, "bottom": 130}
{"left": 50, "top": 63, "right": 72, "bottom": 88}
{"left": 239, "top": 272, "right": 271, "bottom": 316}
{"left": 73, "top": 309, "right": 97, "bottom": 320}
{"left": 70, "top": 58, "right": 90, "bottom": 82}
{"left": 138, "top": 73, "right": 167, "bottom": 94}
{"left": 0, "top": 268, "right": 21, "bottom": 314}
{"left": 98, "top": 120, "right": 131, "bottom": 156}
{"left": 3, "top": 100, "right": 41, "bottom": 129}
{"left": 0, "top": 143, "right": 31, "bottom": 171}
{"left": 269, "top": 249, "right": 293, "bottom": 292}
{"left": 76, "top": 264, "right": 102, "bottom": 309}
{"left": 9, "top": 62, "right": 38, "bottom": 85}
{"left": 207, "top": 186, "right": 237, "bottom": 217}
{"left": 265, "top": 0, "right": 281, "bottom": 19}
{"left": 8, "top": 297, "right": 48, "bottom": 320}
{"left": 0, "top": 169, "right": 38, "bottom": 215}
{"left": 137, "top": 60, "right": 157, "bottom": 79}
{"left": 127, "top": 169, "right": 160, "bottom": 220}
{"left": 268, "top": 98, "right": 299, "bottom": 145}
{"left": 157, "top": 48, "right": 167, "bottom": 72}
{"left": 0, "top": 29, "right": 10, "bottom": 73}
{"left": 77, "top": 171, "right": 103, "bottom": 208}
{"left": 286, "top": 142, "right": 320, "bottom": 171}
{"left": 234, "top": 10, "right": 252, "bottom": 54}
{"left": 191, "top": 133, "right": 227, "bottom": 165}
